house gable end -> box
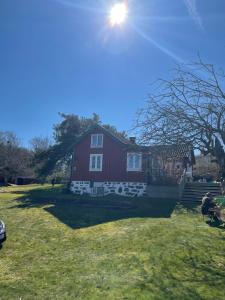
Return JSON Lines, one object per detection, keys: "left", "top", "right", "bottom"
{"left": 74, "top": 123, "right": 131, "bottom": 148}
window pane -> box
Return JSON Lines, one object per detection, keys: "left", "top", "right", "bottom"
{"left": 91, "top": 156, "right": 96, "bottom": 169}
{"left": 127, "top": 153, "right": 141, "bottom": 170}
{"left": 97, "top": 135, "right": 102, "bottom": 146}
{"left": 97, "top": 156, "right": 101, "bottom": 169}
{"left": 134, "top": 155, "right": 140, "bottom": 169}
{"left": 92, "top": 135, "right": 97, "bottom": 146}
{"left": 128, "top": 154, "right": 133, "bottom": 169}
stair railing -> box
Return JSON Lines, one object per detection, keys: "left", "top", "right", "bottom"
{"left": 178, "top": 169, "right": 187, "bottom": 199}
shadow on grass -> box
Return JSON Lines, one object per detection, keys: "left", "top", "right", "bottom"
{"left": 9, "top": 185, "right": 199, "bottom": 230}
{"left": 176, "top": 200, "right": 201, "bottom": 212}
{"left": 205, "top": 220, "right": 225, "bottom": 230}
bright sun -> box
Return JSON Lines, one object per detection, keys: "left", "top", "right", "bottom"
{"left": 109, "top": 2, "right": 128, "bottom": 26}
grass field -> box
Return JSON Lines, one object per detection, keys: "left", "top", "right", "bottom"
{"left": 0, "top": 185, "right": 225, "bottom": 300}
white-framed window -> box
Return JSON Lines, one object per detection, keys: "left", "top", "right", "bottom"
{"left": 127, "top": 153, "right": 142, "bottom": 171}
{"left": 89, "top": 154, "right": 103, "bottom": 171}
{"left": 91, "top": 134, "right": 103, "bottom": 148}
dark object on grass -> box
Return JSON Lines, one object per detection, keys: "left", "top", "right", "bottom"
{"left": 201, "top": 193, "right": 223, "bottom": 224}
{"left": 0, "top": 220, "right": 6, "bottom": 245}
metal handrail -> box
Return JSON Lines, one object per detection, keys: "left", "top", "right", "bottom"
{"left": 178, "top": 169, "right": 187, "bottom": 199}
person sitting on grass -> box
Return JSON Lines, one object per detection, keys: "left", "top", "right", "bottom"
{"left": 201, "top": 192, "right": 223, "bottom": 224}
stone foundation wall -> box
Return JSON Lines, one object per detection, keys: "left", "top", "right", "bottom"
{"left": 70, "top": 181, "right": 91, "bottom": 195}
{"left": 70, "top": 181, "right": 147, "bottom": 197}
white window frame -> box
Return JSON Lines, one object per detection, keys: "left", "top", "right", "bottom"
{"left": 91, "top": 134, "right": 103, "bottom": 148}
{"left": 89, "top": 154, "right": 103, "bottom": 171}
{"left": 127, "top": 153, "right": 142, "bottom": 172}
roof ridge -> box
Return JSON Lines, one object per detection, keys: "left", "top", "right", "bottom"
{"left": 74, "top": 123, "right": 132, "bottom": 146}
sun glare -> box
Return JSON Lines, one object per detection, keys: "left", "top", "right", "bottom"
{"left": 109, "top": 2, "right": 128, "bottom": 26}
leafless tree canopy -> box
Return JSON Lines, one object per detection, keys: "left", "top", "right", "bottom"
{"left": 0, "top": 131, "right": 34, "bottom": 182}
{"left": 29, "top": 136, "right": 52, "bottom": 153}
{"left": 135, "top": 59, "right": 225, "bottom": 168}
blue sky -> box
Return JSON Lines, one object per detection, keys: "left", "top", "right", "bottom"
{"left": 0, "top": 0, "right": 225, "bottom": 146}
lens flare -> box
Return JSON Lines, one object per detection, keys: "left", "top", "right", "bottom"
{"left": 109, "top": 2, "right": 128, "bottom": 26}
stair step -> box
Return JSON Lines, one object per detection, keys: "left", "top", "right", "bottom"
{"left": 187, "top": 184, "right": 220, "bottom": 187}
{"left": 183, "top": 195, "right": 202, "bottom": 199}
{"left": 183, "top": 189, "right": 220, "bottom": 192}
{"left": 181, "top": 199, "right": 201, "bottom": 203}
{"left": 184, "top": 187, "right": 220, "bottom": 189}
{"left": 186, "top": 183, "right": 220, "bottom": 184}
{"left": 183, "top": 192, "right": 220, "bottom": 195}
{"left": 182, "top": 182, "right": 222, "bottom": 203}
{"left": 186, "top": 186, "right": 220, "bottom": 188}
{"left": 184, "top": 187, "right": 221, "bottom": 189}
{"left": 184, "top": 196, "right": 220, "bottom": 198}
{"left": 184, "top": 186, "right": 220, "bottom": 189}
{"left": 185, "top": 188, "right": 220, "bottom": 190}
{"left": 182, "top": 197, "right": 202, "bottom": 200}
{"left": 183, "top": 189, "right": 220, "bottom": 191}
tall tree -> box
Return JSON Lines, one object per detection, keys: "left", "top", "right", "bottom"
{"left": 135, "top": 59, "right": 225, "bottom": 172}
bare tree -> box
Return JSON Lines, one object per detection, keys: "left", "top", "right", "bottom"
{"left": 135, "top": 58, "right": 225, "bottom": 172}
{"left": 0, "top": 131, "right": 34, "bottom": 183}
{"left": 193, "top": 154, "right": 219, "bottom": 179}
{"left": 29, "top": 136, "right": 52, "bottom": 153}
{"left": 0, "top": 131, "right": 20, "bottom": 147}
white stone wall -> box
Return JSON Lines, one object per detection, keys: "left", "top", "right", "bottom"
{"left": 70, "top": 181, "right": 147, "bottom": 197}
{"left": 70, "top": 181, "right": 91, "bottom": 195}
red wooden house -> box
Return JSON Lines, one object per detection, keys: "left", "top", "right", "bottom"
{"left": 70, "top": 124, "right": 195, "bottom": 197}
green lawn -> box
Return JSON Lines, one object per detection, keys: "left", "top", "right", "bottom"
{"left": 0, "top": 185, "right": 225, "bottom": 300}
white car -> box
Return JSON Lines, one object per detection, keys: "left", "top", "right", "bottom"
{"left": 0, "top": 220, "right": 6, "bottom": 244}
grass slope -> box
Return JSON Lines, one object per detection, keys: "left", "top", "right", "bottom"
{"left": 0, "top": 185, "right": 225, "bottom": 300}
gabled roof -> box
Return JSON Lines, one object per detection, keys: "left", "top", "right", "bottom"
{"left": 74, "top": 123, "right": 133, "bottom": 146}
{"left": 149, "top": 144, "right": 194, "bottom": 160}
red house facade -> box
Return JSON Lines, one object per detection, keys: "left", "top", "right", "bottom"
{"left": 70, "top": 124, "right": 194, "bottom": 197}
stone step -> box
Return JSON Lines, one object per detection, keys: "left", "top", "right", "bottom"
{"left": 182, "top": 190, "right": 221, "bottom": 194}
{"left": 181, "top": 198, "right": 219, "bottom": 203}
{"left": 186, "top": 182, "right": 220, "bottom": 186}
{"left": 181, "top": 182, "right": 222, "bottom": 203}
{"left": 183, "top": 190, "right": 220, "bottom": 194}
{"left": 186, "top": 185, "right": 220, "bottom": 187}
{"left": 181, "top": 199, "right": 202, "bottom": 203}
{"left": 183, "top": 193, "right": 220, "bottom": 196}
{"left": 184, "top": 185, "right": 221, "bottom": 188}
{"left": 183, "top": 196, "right": 220, "bottom": 200}
{"left": 185, "top": 186, "right": 220, "bottom": 189}
{"left": 183, "top": 196, "right": 206, "bottom": 200}
{"left": 184, "top": 186, "right": 221, "bottom": 188}
{"left": 183, "top": 194, "right": 205, "bottom": 198}
{"left": 183, "top": 190, "right": 220, "bottom": 193}
{"left": 183, "top": 188, "right": 221, "bottom": 192}
{"left": 184, "top": 187, "right": 220, "bottom": 190}
{"left": 184, "top": 187, "right": 221, "bottom": 190}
